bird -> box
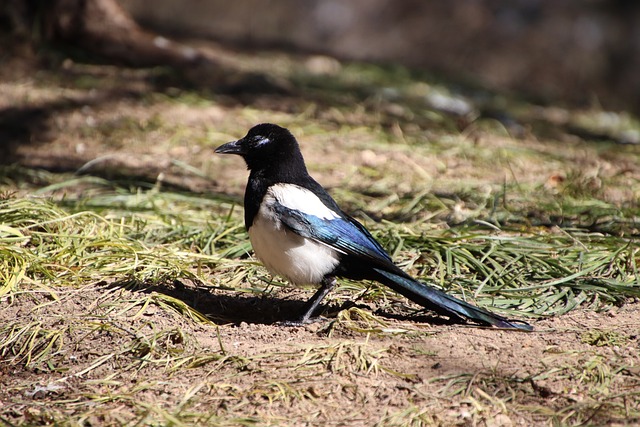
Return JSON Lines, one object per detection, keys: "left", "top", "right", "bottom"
{"left": 215, "top": 123, "right": 532, "bottom": 331}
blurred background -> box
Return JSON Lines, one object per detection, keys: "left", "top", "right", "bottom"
{"left": 3, "top": 0, "right": 639, "bottom": 113}
{"left": 119, "top": 0, "right": 640, "bottom": 113}
{"left": 1, "top": 0, "right": 638, "bottom": 185}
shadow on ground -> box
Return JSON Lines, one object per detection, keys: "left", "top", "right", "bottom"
{"left": 104, "top": 278, "right": 457, "bottom": 327}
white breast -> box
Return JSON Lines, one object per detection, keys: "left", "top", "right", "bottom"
{"left": 248, "top": 184, "right": 341, "bottom": 285}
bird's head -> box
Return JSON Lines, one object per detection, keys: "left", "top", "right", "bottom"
{"left": 215, "top": 123, "right": 304, "bottom": 172}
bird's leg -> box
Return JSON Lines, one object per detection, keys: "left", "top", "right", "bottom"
{"left": 284, "top": 276, "right": 337, "bottom": 325}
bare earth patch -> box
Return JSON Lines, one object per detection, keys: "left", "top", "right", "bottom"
{"left": 1, "top": 282, "right": 639, "bottom": 426}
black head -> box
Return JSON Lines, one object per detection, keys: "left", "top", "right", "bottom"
{"left": 215, "top": 123, "right": 306, "bottom": 173}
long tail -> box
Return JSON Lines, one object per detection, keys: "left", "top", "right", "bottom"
{"left": 373, "top": 268, "right": 532, "bottom": 331}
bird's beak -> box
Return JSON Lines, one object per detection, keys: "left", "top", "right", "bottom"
{"left": 214, "top": 139, "right": 245, "bottom": 155}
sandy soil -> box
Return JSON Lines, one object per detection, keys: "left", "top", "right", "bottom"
{"left": 1, "top": 281, "right": 639, "bottom": 426}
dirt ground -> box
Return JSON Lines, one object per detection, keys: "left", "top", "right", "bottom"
{"left": 1, "top": 43, "right": 640, "bottom": 426}
{"left": 2, "top": 282, "right": 639, "bottom": 426}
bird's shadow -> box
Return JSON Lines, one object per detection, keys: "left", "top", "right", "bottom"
{"left": 103, "top": 278, "right": 458, "bottom": 327}
{"left": 105, "top": 278, "right": 324, "bottom": 326}
{"left": 373, "top": 309, "right": 458, "bottom": 327}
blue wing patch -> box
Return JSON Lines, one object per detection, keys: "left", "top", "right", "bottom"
{"left": 272, "top": 201, "right": 393, "bottom": 264}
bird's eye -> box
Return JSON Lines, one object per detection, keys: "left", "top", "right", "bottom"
{"left": 253, "top": 135, "right": 270, "bottom": 146}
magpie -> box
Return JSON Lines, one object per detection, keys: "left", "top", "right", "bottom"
{"left": 215, "top": 123, "right": 532, "bottom": 331}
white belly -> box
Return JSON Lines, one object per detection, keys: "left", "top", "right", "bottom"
{"left": 248, "top": 208, "right": 340, "bottom": 286}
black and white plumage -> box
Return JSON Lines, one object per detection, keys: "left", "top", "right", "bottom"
{"left": 215, "top": 123, "right": 532, "bottom": 330}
